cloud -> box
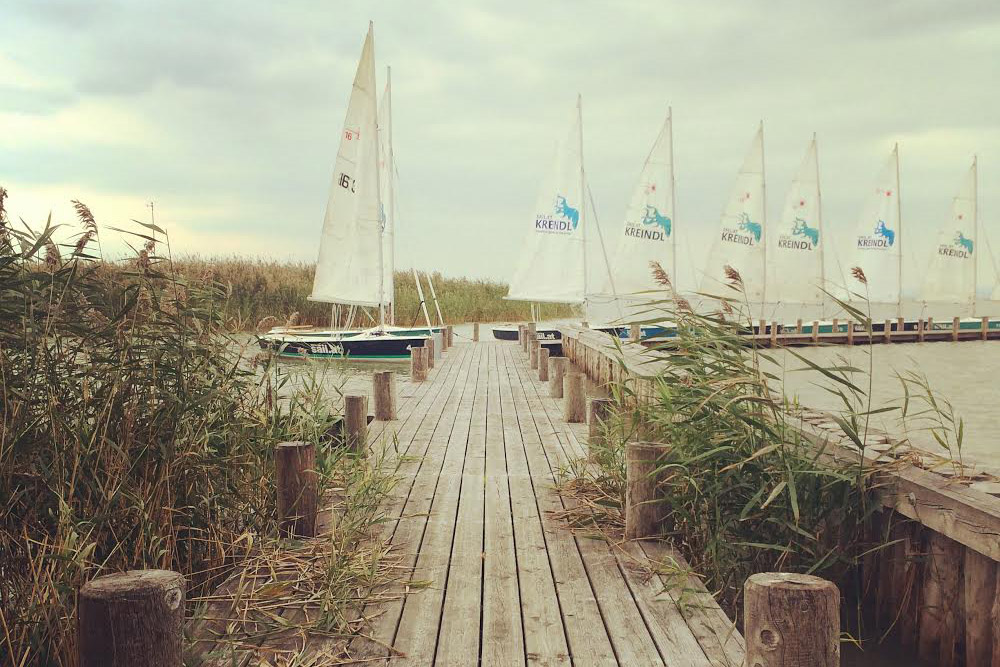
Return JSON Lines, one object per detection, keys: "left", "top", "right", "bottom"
{"left": 1, "top": 0, "right": 998, "bottom": 293}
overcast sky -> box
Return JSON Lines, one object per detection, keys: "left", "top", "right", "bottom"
{"left": 2, "top": 1, "right": 999, "bottom": 292}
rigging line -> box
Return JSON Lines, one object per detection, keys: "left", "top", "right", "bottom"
{"left": 586, "top": 183, "right": 624, "bottom": 322}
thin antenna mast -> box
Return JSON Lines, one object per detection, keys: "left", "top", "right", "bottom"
{"left": 894, "top": 143, "right": 902, "bottom": 319}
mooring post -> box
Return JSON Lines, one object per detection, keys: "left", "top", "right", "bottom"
{"left": 952, "top": 316, "right": 960, "bottom": 342}
{"left": 530, "top": 340, "right": 540, "bottom": 369}
{"left": 982, "top": 316, "right": 989, "bottom": 341}
{"left": 517, "top": 325, "right": 524, "bottom": 346}
{"left": 527, "top": 321, "right": 537, "bottom": 347}
{"left": 846, "top": 320, "right": 855, "bottom": 345}
{"left": 589, "top": 397, "right": 614, "bottom": 448}
{"left": 629, "top": 323, "right": 641, "bottom": 342}
{"left": 624, "top": 441, "right": 667, "bottom": 539}
{"left": 770, "top": 320, "right": 778, "bottom": 347}
{"left": 811, "top": 320, "right": 819, "bottom": 344}
{"left": 373, "top": 371, "right": 397, "bottom": 421}
{"left": 430, "top": 337, "right": 439, "bottom": 368}
{"left": 963, "top": 548, "right": 998, "bottom": 667}
{"left": 796, "top": 318, "right": 803, "bottom": 334}
{"left": 884, "top": 319, "right": 892, "bottom": 343}
{"left": 344, "top": 395, "right": 368, "bottom": 453}
{"left": 446, "top": 325, "right": 454, "bottom": 348}
{"left": 564, "top": 371, "right": 586, "bottom": 423}
{"left": 473, "top": 322, "right": 480, "bottom": 342}
{"left": 538, "top": 347, "right": 549, "bottom": 381}
{"left": 919, "top": 531, "right": 963, "bottom": 666}
{"left": 759, "top": 319, "right": 766, "bottom": 337}
{"left": 897, "top": 316, "right": 904, "bottom": 341}
{"left": 275, "top": 441, "right": 318, "bottom": 537}
{"left": 549, "top": 357, "right": 567, "bottom": 398}
{"left": 78, "top": 570, "right": 185, "bottom": 667}
{"left": 411, "top": 346, "right": 428, "bottom": 382}
{"left": 918, "top": 318, "right": 925, "bottom": 342}
{"left": 744, "top": 573, "right": 839, "bottom": 667}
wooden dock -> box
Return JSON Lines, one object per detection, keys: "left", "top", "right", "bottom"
{"left": 342, "top": 339, "right": 743, "bottom": 666}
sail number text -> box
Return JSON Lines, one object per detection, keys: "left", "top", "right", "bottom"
{"left": 338, "top": 173, "right": 357, "bottom": 193}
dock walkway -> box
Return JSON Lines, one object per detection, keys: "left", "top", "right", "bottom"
{"left": 346, "top": 338, "right": 743, "bottom": 666}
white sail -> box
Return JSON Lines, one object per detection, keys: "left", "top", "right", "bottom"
{"left": 377, "top": 68, "right": 396, "bottom": 316}
{"left": 846, "top": 145, "right": 901, "bottom": 305}
{"left": 700, "top": 123, "right": 766, "bottom": 302}
{"left": 310, "top": 24, "right": 383, "bottom": 307}
{"left": 767, "top": 137, "right": 824, "bottom": 305}
{"left": 921, "top": 158, "right": 977, "bottom": 306}
{"left": 605, "top": 109, "right": 675, "bottom": 297}
{"left": 507, "top": 98, "right": 586, "bottom": 303}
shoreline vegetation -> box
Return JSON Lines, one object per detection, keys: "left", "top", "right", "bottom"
{"left": 0, "top": 199, "right": 400, "bottom": 664}
{"left": 168, "top": 256, "right": 579, "bottom": 330}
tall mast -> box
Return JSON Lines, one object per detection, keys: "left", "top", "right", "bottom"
{"left": 669, "top": 107, "right": 677, "bottom": 288}
{"left": 426, "top": 272, "right": 445, "bottom": 326}
{"left": 369, "top": 22, "right": 385, "bottom": 329}
{"left": 973, "top": 155, "right": 979, "bottom": 314}
{"left": 578, "top": 94, "right": 588, "bottom": 310}
{"left": 384, "top": 65, "right": 396, "bottom": 325}
{"left": 759, "top": 119, "right": 767, "bottom": 309}
{"left": 894, "top": 143, "right": 902, "bottom": 318}
{"left": 814, "top": 132, "right": 825, "bottom": 315}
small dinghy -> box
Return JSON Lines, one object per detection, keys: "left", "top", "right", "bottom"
{"left": 260, "top": 327, "right": 426, "bottom": 360}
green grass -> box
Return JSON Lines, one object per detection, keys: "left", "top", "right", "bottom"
{"left": 167, "top": 256, "right": 579, "bottom": 330}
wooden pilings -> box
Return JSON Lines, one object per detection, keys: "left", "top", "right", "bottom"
{"left": 588, "top": 397, "right": 613, "bottom": 447}
{"left": 78, "top": 570, "right": 185, "bottom": 667}
{"left": 549, "top": 357, "right": 567, "bottom": 398}
{"left": 373, "top": 371, "right": 396, "bottom": 421}
{"left": 538, "top": 348, "right": 549, "bottom": 381}
{"left": 983, "top": 316, "right": 990, "bottom": 341}
{"left": 411, "top": 346, "right": 428, "bottom": 382}
{"left": 530, "top": 340, "right": 539, "bottom": 369}
{"left": 624, "top": 441, "right": 667, "bottom": 539}
{"left": 952, "top": 316, "right": 960, "bottom": 342}
{"left": 918, "top": 318, "right": 926, "bottom": 343}
{"left": 426, "top": 337, "right": 436, "bottom": 369}
{"left": 446, "top": 325, "right": 454, "bottom": 348}
{"left": 919, "top": 531, "right": 963, "bottom": 665}
{"left": 275, "top": 441, "right": 318, "bottom": 537}
{"left": 563, "top": 371, "right": 586, "bottom": 423}
{"left": 770, "top": 320, "right": 778, "bottom": 347}
{"left": 885, "top": 319, "right": 893, "bottom": 343}
{"left": 629, "top": 323, "right": 641, "bottom": 342}
{"left": 964, "top": 548, "right": 998, "bottom": 667}
{"left": 811, "top": 320, "right": 819, "bottom": 344}
{"left": 344, "top": 395, "right": 368, "bottom": 453}
{"left": 473, "top": 322, "right": 480, "bottom": 342}
{"left": 744, "top": 573, "right": 839, "bottom": 667}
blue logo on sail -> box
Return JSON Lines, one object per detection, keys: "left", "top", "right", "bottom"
{"left": 874, "top": 220, "right": 894, "bottom": 246}
{"left": 535, "top": 194, "right": 579, "bottom": 234}
{"left": 938, "top": 231, "right": 973, "bottom": 259}
{"left": 641, "top": 206, "right": 671, "bottom": 236}
{"left": 554, "top": 195, "right": 580, "bottom": 229}
{"left": 778, "top": 217, "right": 818, "bottom": 251}
{"left": 720, "top": 213, "right": 761, "bottom": 246}
{"left": 858, "top": 219, "right": 895, "bottom": 249}
{"left": 738, "top": 213, "right": 762, "bottom": 242}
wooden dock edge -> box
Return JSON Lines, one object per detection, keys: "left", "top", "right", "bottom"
{"left": 559, "top": 324, "right": 1000, "bottom": 666}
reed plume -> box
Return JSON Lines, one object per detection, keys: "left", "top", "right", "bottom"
{"left": 650, "top": 260, "right": 671, "bottom": 288}
{"left": 851, "top": 266, "right": 868, "bottom": 285}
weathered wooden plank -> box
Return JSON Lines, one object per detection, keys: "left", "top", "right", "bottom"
{"left": 481, "top": 344, "right": 526, "bottom": 667}
{"left": 434, "top": 346, "right": 491, "bottom": 665}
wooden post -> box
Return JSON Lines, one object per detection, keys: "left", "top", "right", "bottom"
{"left": 589, "top": 397, "right": 614, "bottom": 447}
{"left": 744, "top": 573, "right": 839, "bottom": 667}
{"left": 473, "top": 322, "right": 480, "bottom": 342}
{"left": 529, "top": 340, "right": 539, "bottom": 369}
{"left": 885, "top": 319, "right": 893, "bottom": 343}
{"left": 629, "top": 323, "right": 641, "bottom": 342}
{"left": 275, "top": 441, "right": 318, "bottom": 537}
{"left": 411, "top": 346, "right": 428, "bottom": 382}
{"left": 846, "top": 320, "right": 854, "bottom": 345}
{"left": 919, "top": 531, "right": 963, "bottom": 666}
{"left": 447, "top": 325, "right": 454, "bottom": 347}
{"left": 951, "top": 316, "right": 960, "bottom": 342}
{"left": 78, "top": 570, "right": 185, "bottom": 667}
{"left": 811, "top": 320, "right": 819, "bottom": 343}
{"left": 581, "top": 320, "right": 589, "bottom": 328}
{"left": 426, "top": 337, "right": 436, "bottom": 369}
{"left": 917, "top": 318, "right": 925, "bottom": 342}
{"left": 517, "top": 325, "right": 524, "bottom": 346}
{"left": 563, "top": 371, "right": 586, "bottom": 423}
{"left": 373, "top": 371, "right": 396, "bottom": 421}
{"left": 538, "top": 347, "right": 549, "bottom": 381}
{"left": 796, "top": 318, "right": 803, "bottom": 334}
{"left": 832, "top": 318, "right": 839, "bottom": 335}
{"left": 759, "top": 319, "right": 766, "bottom": 337}
{"left": 549, "top": 357, "right": 567, "bottom": 398}
{"left": 770, "top": 321, "right": 778, "bottom": 347}
{"left": 625, "top": 441, "right": 667, "bottom": 539}
{"left": 964, "top": 548, "right": 998, "bottom": 667}
{"left": 527, "top": 321, "right": 537, "bottom": 341}
{"left": 982, "top": 316, "right": 989, "bottom": 341}
{"left": 344, "top": 395, "right": 368, "bottom": 453}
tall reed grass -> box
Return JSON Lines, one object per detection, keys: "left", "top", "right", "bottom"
{"left": 0, "top": 194, "right": 391, "bottom": 665}
{"left": 168, "top": 256, "right": 578, "bottom": 330}
{"left": 570, "top": 264, "right": 963, "bottom": 638}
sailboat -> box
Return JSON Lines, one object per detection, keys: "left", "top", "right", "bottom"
{"left": 586, "top": 108, "right": 678, "bottom": 339}
{"left": 700, "top": 123, "right": 767, "bottom": 305}
{"left": 259, "top": 25, "right": 429, "bottom": 360}
{"left": 494, "top": 96, "right": 591, "bottom": 342}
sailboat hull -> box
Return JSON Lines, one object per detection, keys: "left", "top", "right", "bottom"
{"left": 259, "top": 332, "right": 427, "bottom": 361}
{"left": 492, "top": 326, "right": 561, "bottom": 341}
